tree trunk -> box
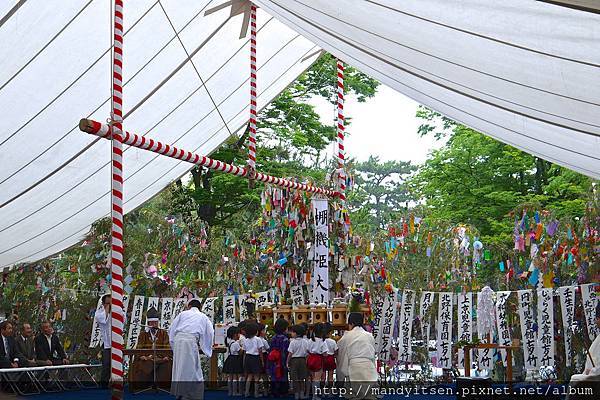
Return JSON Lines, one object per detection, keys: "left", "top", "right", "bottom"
{"left": 191, "top": 167, "right": 217, "bottom": 226}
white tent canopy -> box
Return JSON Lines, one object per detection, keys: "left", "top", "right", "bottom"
{"left": 1, "top": 0, "right": 599, "bottom": 269}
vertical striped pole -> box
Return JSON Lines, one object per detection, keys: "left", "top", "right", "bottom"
{"left": 336, "top": 60, "right": 346, "bottom": 203}
{"left": 247, "top": 3, "right": 257, "bottom": 170}
{"left": 110, "top": 1, "right": 125, "bottom": 398}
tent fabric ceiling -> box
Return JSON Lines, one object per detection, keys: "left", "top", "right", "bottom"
{"left": 1, "top": 0, "right": 599, "bottom": 269}
{"left": 0, "top": 0, "right": 320, "bottom": 269}
{"left": 255, "top": 0, "right": 600, "bottom": 178}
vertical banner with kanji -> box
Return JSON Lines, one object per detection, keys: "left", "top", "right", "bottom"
{"left": 127, "top": 295, "right": 145, "bottom": 349}
{"left": 419, "top": 292, "right": 435, "bottom": 346}
{"left": 377, "top": 288, "right": 398, "bottom": 361}
{"left": 398, "top": 289, "right": 415, "bottom": 363}
{"left": 173, "top": 298, "right": 186, "bottom": 320}
{"left": 371, "top": 295, "right": 385, "bottom": 352}
{"left": 495, "top": 291, "right": 512, "bottom": 366}
{"left": 290, "top": 285, "right": 305, "bottom": 306}
{"left": 517, "top": 289, "right": 538, "bottom": 370}
{"left": 223, "top": 295, "right": 236, "bottom": 325}
{"left": 558, "top": 286, "right": 576, "bottom": 366}
{"left": 160, "top": 298, "right": 174, "bottom": 330}
{"left": 476, "top": 291, "right": 493, "bottom": 370}
{"left": 537, "top": 288, "right": 555, "bottom": 367}
{"left": 436, "top": 292, "right": 453, "bottom": 369}
{"left": 256, "top": 291, "right": 270, "bottom": 308}
{"left": 581, "top": 283, "right": 598, "bottom": 341}
{"left": 89, "top": 297, "right": 103, "bottom": 348}
{"left": 457, "top": 293, "right": 473, "bottom": 368}
{"left": 202, "top": 297, "right": 216, "bottom": 322}
{"left": 145, "top": 296, "right": 159, "bottom": 324}
{"left": 238, "top": 294, "right": 250, "bottom": 321}
{"left": 311, "top": 199, "right": 329, "bottom": 304}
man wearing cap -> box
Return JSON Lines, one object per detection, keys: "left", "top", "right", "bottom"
{"left": 129, "top": 307, "right": 172, "bottom": 392}
{"left": 169, "top": 298, "right": 214, "bottom": 400}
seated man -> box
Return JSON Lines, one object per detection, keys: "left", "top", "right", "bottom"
{"left": 15, "top": 323, "right": 51, "bottom": 367}
{"left": 128, "top": 307, "right": 172, "bottom": 391}
{"left": 34, "top": 321, "right": 69, "bottom": 366}
{"left": 0, "top": 321, "right": 24, "bottom": 368}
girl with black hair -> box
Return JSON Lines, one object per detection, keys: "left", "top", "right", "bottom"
{"left": 307, "top": 323, "right": 327, "bottom": 400}
{"left": 322, "top": 322, "right": 338, "bottom": 389}
{"left": 287, "top": 324, "right": 309, "bottom": 400}
{"left": 223, "top": 326, "right": 243, "bottom": 396}
{"left": 241, "top": 322, "right": 264, "bottom": 397}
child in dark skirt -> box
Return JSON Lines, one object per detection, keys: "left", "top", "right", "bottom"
{"left": 223, "top": 325, "right": 243, "bottom": 396}
{"left": 267, "top": 319, "right": 290, "bottom": 397}
{"left": 287, "top": 324, "right": 309, "bottom": 400}
{"left": 242, "top": 321, "right": 264, "bottom": 397}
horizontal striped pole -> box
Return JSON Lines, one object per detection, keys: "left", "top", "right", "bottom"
{"left": 79, "top": 119, "right": 339, "bottom": 197}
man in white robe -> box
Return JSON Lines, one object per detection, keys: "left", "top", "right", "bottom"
{"left": 337, "top": 312, "right": 378, "bottom": 399}
{"left": 169, "top": 298, "right": 214, "bottom": 400}
{"left": 567, "top": 302, "right": 600, "bottom": 398}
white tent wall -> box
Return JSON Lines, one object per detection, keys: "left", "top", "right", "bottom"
{"left": 0, "top": 0, "right": 319, "bottom": 269}
{"left": 255, "top": 0, "right": 600, "bottom": 178}
{"left": 1, "top": 0, "right": 599, "bottom": 269}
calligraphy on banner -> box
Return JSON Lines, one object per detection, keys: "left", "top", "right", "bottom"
{"left": 371, "top": 295, "right": 385, "bottom": 353}
{"left": 127, "top": 295, "right": 145, "bottom": 349}
{"left": 537, "top": 288, "right": 555, "bottom": 367}
{"left": 223, "top": 295, "right": 236, "bottom": 325}
{"left": 145, "top": 297, "right": 159, "bottom": 324}
{"left": 457, "top": 293, "right": 472, "bottom": 368}
{"left": 558, "top": 286, "right": 576, "bottom": 367}
{"left": 436, "top": 292, "right": 453, "bottom": 369}
{"left": 419, "top": 292, "right": 435, "bottom": 346}
{"left": 378, "top": 288, "right": 398, "bottom": 361}
{"left": 256, "top": 291, "right": 270, "bottom": 308}
{"left": 477, "top": 291, "right": 493, "bottom": 370}
{"left": 398, "top": 289, "right": 415, "bottom": 363}
{"left": 202, "top": 297, "right": 216, "bottom": 322}
{"left": 160, "top": 298, "right": 174, "bottom": 330}
{"left": 238, "top": 294, "right": 250, "bottom": 321}
{"left": 89, "top": 297, "right": 103, "bottom": 348}
{"left": 581, "top": 283, "right": 598, "bottom": 341}
{"left": 517, "top": 290, "right": 538, "bottom": 370}
{"left": 290, "top": 285, "right": 305, "bottom": 306}
{"left": 311, "top": 199, "right": 329, "bottom": 304}
{"left": 495, "top": 291, "right": 512, "bottom": 366}
{"left": 173, "top": 298, "right": 186, "bottom": 320}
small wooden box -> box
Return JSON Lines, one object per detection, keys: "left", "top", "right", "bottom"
{"left": 293, "top": 305, "right": 311, "bottom": 325}
{"left": 312, "top": 306, "right": 328, "bottom": 324}
{"left": 258, "top": 306, "right": 274, "bottom": 325}
{"left": 274, "top": 305, "right": 293, "bottom": 324}
{"left": 330, "top": 304, "right": 347, "bottom": 326}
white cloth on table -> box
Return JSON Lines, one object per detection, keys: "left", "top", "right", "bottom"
{"left": 94, "top": 307, "right": 111, "bottom": 350}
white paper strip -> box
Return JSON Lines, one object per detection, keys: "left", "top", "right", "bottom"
{"left": 581, "top": 283, "right": 598, "bottom": 342}
{"left": 202, "top": 297, "right": 218, "bottom": 322}
{"left": 558, "top": 286, "right": 576, "bottom": 366}
{"left": 173, "top": 298, "right": 186, "bottom": 320}
{"left": 437, "top": 292, "right": 453, "bottom": 369}
{"left": 378, "top": 288, "right": 398, "bottom": 362}
{"left": 160, "top": 298, "right": 174, "bottom": 330}
{"left": 398, "top": 289, "right": 415, "bottom": 363}
{"left": 311, "top": 199, "right": 330, "bottom": 304}
{"left": 537, "top": 288, "right": 555, "bottom": 367}
{"left": 495, "top": 291, "right": 512, "bottom": 366}
{"left": 419, "top": 292, "right": 435, "bottom": 346}
{"left": 89, "top": 297, "right": 103, "bottom": 348}
{"left": 457, "top": 292, "right": 473, "bottom": 369}
{"left": 476, "top": 291, "right": 493, "bottom": 370}
{"left": 517, "top": 289, "right": 538, "bottom": 370}
{"left": 145, "top": 296, "right": 159, "bottom": 324}
{"left": 256, "top": 291, "right": 270, "bottom": 308}
{"left": 223, "top": 295, "right": 236, "bottom": 325}
{"left": 290, "top": 285, "right": 305, "bottom": 306}
{"left": 127, "top": 295, "right": 145, "bottom": 349}
{"left": 238, "top": 294, "right": 250, "bottom": 321}
{"left": 371, "top": 295, "right": 385, "bottom": 353}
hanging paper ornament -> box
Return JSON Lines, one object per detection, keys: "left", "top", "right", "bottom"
{"left": 499, "top": 261, "right": 505, "bottom": 272}
{"left": 483, "top": 249, "right": 491, "bottom": 261}
{"left": 476, "top": 286, "right": 495, "bottom": 339}
{"left": 473, "top": 240, "right": 483, "bottom": 251}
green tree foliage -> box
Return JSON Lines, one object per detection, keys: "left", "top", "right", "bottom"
{"left": 411, "top": 107, "right": 595, "bottom": 246}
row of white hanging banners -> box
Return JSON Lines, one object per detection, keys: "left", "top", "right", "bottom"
{"left": 372, "top": 283, "right": 598, "bottom": 370}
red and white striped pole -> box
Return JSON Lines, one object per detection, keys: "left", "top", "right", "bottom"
{"left": 247, "top": 3, "right": 258, "bottom": 172}
{"left": 79, "top": 119, "right": 340, "bottom": 198}
{"left": 336, "top": 59, "right": 346, "bottom": 203}
{"left": 110, "top": 1, "right": 125, "bottom": 398}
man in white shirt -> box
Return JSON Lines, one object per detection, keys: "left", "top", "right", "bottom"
{"left": 337, "top": 313, "right": 378, "bottom": 399}
{"left": 94, "top": 293, "right": 111, "bottom": 388}
{"left": 169, "top": 298, "right": 214, "bottom": 400}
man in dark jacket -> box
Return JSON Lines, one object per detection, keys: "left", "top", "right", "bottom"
{"left": 34, "top": 321, "right": 69, "bottom": 365}
{"left": 16, "top": 323, "right": 50, "bottom": 367}
{"left": 0, "top": 320, "right": 24, "bottom": 368}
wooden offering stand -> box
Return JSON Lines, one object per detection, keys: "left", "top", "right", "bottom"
{"left": 274, "top": 305, "right": 293, "bottom": 324}
{"left": 312, "top": 305, "right": 328, "bottom": 324}
{"left": 293, "top": 305, "right": 312, "bottom": 325}
{"left": 258, "top": 305, "right": 274, "bottom": 325}
{"left": 462, "top": 341, "right": 519, "bottom": 385}
{"left": 330, "top": 304, "right": 347, "bottom": 328}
